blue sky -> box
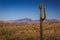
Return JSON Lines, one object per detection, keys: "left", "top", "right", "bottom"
{"left": 0, "top": 0, "right": 60, "bottom": 20}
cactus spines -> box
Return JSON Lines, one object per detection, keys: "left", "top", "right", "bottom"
{"left": 39, "top": 3, "right": 46, "bottom": 40}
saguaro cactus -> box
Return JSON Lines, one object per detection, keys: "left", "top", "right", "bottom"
{"left": 39, "top": 3, "right": 46, "bottom": 40}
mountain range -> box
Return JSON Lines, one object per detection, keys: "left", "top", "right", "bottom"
{"left": 0, "top": 18, "right": 60, "bottom": 23}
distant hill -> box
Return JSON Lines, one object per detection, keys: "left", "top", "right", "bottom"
{"left": 0, "top": 18, "right": 60, "bottom": 23}
{"left": 45, "top": 19, "right": 60, "bottom": 22}
{"left": 13, "top": 18, "right": 40, "bottom": 23}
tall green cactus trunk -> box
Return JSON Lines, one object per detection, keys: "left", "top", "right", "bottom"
{"left": 40, "top": 20, "right": 43, "bottom": 40}
{"left": 39, "top": 3, "right": 46, "bottom": 40}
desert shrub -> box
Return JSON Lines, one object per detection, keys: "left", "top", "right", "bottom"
{"left": 26, "top": 37, "right": 35, "bottom": 40}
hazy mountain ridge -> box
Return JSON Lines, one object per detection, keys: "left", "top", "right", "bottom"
{"left": 14, "top": 18, "right": 39, "bottom": 23}
{"left": 0, "top": 18, "right": 60, "bottom": 23}
{"left": 44, "top": 19, "right": 60, "bottom": 22}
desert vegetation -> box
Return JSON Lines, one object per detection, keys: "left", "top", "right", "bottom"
{"left": 0, "top": 22, "right": 60, "bottom": 40}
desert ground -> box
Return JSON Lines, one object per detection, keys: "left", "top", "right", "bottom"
{"left": 0, "top": 22, "right": 60, "bottom": 40}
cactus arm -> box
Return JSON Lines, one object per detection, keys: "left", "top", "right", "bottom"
{"left": 44, "top": 8, "right": 46, "bottom": 20}
{"left": 40, "top": 9, "right": 42, "bottom": 19}
{"left": 40, "top": 3, "right": 43, "bottom": 9}
{"left": 40, "top": 3, "right": 42, "bottom": 19}
{"left": 40, "top": 8, "right": 46, "bottom": 21}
